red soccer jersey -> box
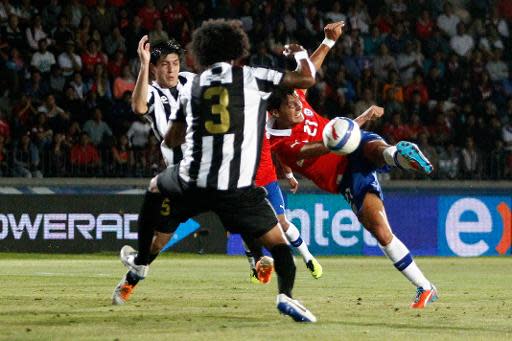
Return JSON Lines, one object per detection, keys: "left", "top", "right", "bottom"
{"left": 268, "top": 90, "right": 348, "bottom": 194}
{"left": 255, "top": 132, "right": 277, "bottom": 187}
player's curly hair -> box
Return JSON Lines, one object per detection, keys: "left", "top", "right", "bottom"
{"left": 267, "top": 86, "right": 295, "bottom": 111}
{"left": 191, "top": 19, "right": 250, "bottom": 68}
{"left": 150, "top": 39, "right": 183, "bottom": 65}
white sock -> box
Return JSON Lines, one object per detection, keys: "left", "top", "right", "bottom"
{"left": 379, "top": 235, "right": 431, "bottom": 289}
{"left": 382, "top": 146, "right": 413, "bottom": 170}
{"left": 284, "top": 222, "right": 313, "bottom": 262}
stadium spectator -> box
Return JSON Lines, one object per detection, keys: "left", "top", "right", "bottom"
{"left": 450, "top": 22, "right": 474, "bottom": 57}
{"left": 25, "top": 15, "right": 51, "bottom": 51}
{"left": 438, "top": 143, "right": 460, "bottom": 179}
{"left": 382, "top": 112, "right": 410, "bottom": 144}
{"left": 111, "top": 134, "right": 132, "bottom": 176}
{"left": 363, "top": 25, "right": 383, "bottom": 56}
{"left": 148, "top": 19, "right": 168, "bottom": 43}
{"left": 58, "top": 40, "right": 82, "bottom": 78}
{"left": 31, "top": 39, "right": 55, "bottom": 76}
{"left": 126, "top": 116, "right": 150, "bottom": 150}
{"left": 437, "top": 2, "right": 460, "bottom": 38}
{"left": 0, "top": 110, "right": 10, "bottom": 142}
{"left": 82, "top": 108, "right": 112, "bottom": 147}
{"left": 69, "top": 72, "right": 87, "bottom": 100}
{"left": 325, "top": 1, "right": 346, "bottom": 23}
{"left": 41, "top": 0, "right": 62, "bottom": 30}
{"left": 373, "top": 43, "right": 396, "bottom": 81}
{"left": 486, "top": 48, "right": 509, "bottom": 82}
{"left": 138, "top": 0, "right": 160, "bottom": 31}
{"left": 461, "top": 136, "right": 481, "bottom": 179}
{"left": 49, "top": 65, "right": 66, "bottom": 93}
{"left": 4, "top": 14, "right": 26, "bottom": 52}
{"left": 88, "top": 63, "right": 112, "bottom": 103}
{"left": 0, "top": 135, "right": 8, "bottom": 176}
{"left": 37, "top": 94, "right": 63, "bottom": 119}
{"left": 52, "top": 14, "right": 74, "bottom": 52}
{"left": 249, "top": 42, "right": 276, "bottom": 68}
{"left": 89, "top": 0, "right": 116, "bottom": 35}
{"left": 63, "top": 0, "right": 87, "bottom": 29}
{"left": 13, "top": 132, "right": 42, "bottom": 178}
{"left": 81, "top": 39, "right": 106, "bottom": 77}
{"left": 104, "top": 26, "right": 127, "bottom": 57}
{"left": 69, "top": 132, "right": 100, "bottom": 176}
{"left": 113, "top": 64, "right": 135, "bottom": 100}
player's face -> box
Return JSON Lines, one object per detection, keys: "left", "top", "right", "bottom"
{"left": 155, "top": 53, "right": 180, "bottom": 88}
{"left": 277, "top": 93, "right": 303, "bottom": 127}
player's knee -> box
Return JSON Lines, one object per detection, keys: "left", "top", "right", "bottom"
{"left": 364, "top": 223, "right": 393, "bottom": 246}
{"left": 148, "top": 176, "right": 160, "bottom": 193}
{"left": 278, "top": 215, "right": 290, "bottom": 231}
{"left": 151, "top": 232, "right": 172, "bottom": 253}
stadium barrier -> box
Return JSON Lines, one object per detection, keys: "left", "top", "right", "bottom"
{"left": 0, "top": 179, "right": 510, "bottom": 256}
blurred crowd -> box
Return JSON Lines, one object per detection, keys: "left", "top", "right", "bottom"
{"left": 0, "top": 0, "right": 511, "bottom": 180}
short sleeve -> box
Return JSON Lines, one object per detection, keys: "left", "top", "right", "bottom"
{"left": 249, "top": 66, "right": 284, "bottom": 95}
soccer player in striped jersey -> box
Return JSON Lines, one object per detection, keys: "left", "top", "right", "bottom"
{"left": 114, "top": 35, "right": 268, "bottom": 302}
{"left": 131, "top": 37, "right": 194, "bottom": 167}
{"left": 115, "top": 19, "right": 318, "bottom": 322}
{"left": 265, "top": 22, "right": 438, "bottom": 309}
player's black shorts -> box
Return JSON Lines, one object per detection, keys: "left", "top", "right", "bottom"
{"left": 156, "top": 165, "right": 278, "bottom": 238}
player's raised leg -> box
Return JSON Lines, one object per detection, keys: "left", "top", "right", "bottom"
{"left": 382, "top": 141, "right": 433, "bottom": 174}
{"left": 358, "top": 193, "right": 438, "bottom": 308}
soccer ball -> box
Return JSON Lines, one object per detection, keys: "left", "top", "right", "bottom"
{"left": 255, "top": 256, "right": 274, "bottom": 284}
{"left": 322, "top": 117, "right": 361, "bottom": 155}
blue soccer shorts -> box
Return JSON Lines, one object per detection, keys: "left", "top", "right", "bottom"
{"left": 339, "top": 130, "right": 389, "bottom": 214}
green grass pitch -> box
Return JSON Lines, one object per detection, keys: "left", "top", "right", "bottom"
{"left": 1, "top": 253, "right": 511, "bottom": 340}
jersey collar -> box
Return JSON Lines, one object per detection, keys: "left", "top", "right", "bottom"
{"left": 266, "top": 116, "right": 292, "bottom": 136}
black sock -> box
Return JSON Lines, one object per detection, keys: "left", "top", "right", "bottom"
{"left": 241, "top": 234, "right": 264, "bottom": 263}
{"left": 134, "top": 191, "right": 164, "bottom": 265}
{"left": 148, "top": 252, "right": 159, "bottom": 265}
{"left": 270, "top": 244, "right": 296, "bottom": 298}
{"left": 126, "top": 271, "right": 141, "bottom": 285}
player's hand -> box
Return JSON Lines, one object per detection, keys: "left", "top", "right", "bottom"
{"left": 354, "top": 105, "right": 384, "bottom": 127}
{"left": 283, "top": 44, "right": 306, "bottom": 57}
{"left": 287, "top": 175, "right": 299, "bottom": 194}
{"left": 138, "top": 35, "right": 151, "bottom": 66}
{"left": 367, "top": 105, "right": 384, "bottom": 120}
{"left": 324, "top": 21, "right": 345, "bottom": 42}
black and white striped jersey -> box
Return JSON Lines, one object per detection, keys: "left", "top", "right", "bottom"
{"left": 144, "top": 71, "right": 195, "bottom": 166}
{"left": 177, "top": 62, "right": 283, "bottom": 190}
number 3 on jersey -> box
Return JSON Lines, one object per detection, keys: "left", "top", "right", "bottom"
{"left": 204, "top": 86, "right": 230, "bottom": 134}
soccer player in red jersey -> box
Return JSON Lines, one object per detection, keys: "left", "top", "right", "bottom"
{"left": 266, "top": 22, "right": 438, "bottom": 309}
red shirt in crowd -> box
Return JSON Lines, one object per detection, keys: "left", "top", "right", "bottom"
{"left": 138, "top": 6, "right": 161, "bottom": 31}
{"left": 81, "top": 51, "right": 106, "bottom": 76}
{"left": 70, "top": 144, "right": 100, "bottom": 165}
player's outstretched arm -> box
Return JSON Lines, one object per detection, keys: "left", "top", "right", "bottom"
{"left": 297, "top": 141, "right": 330, "bottom": 159}
{"left": 310, "top": 21, "right": 345, "bottom": 71}
{"left": 354, "top": 105, "right": 384, "bottom": 127}
{"left": 132, "top": 35, "right": 151, "bottom": 115}
{"left": 281, "top": 44, "right": 316, "bottom": 89}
